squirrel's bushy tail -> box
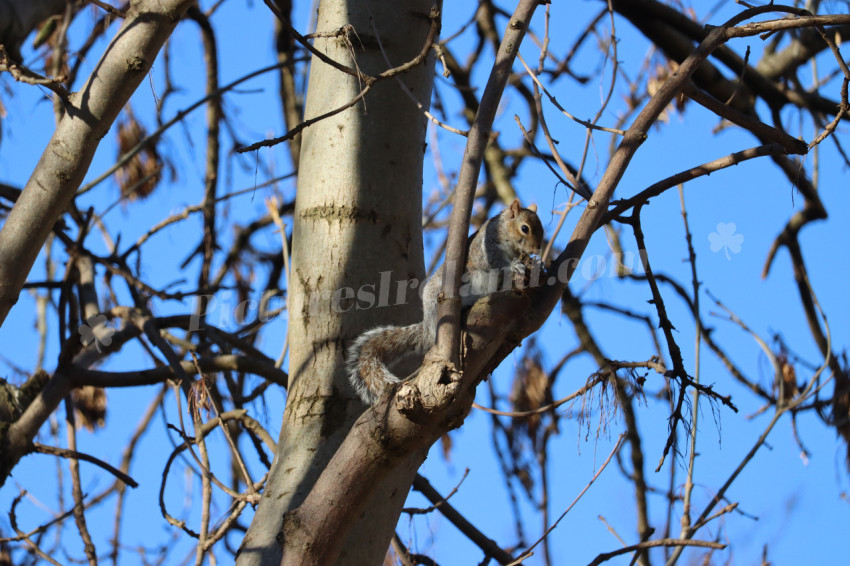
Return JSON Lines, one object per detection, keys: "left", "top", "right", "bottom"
{"left": 346, "top": 322, "right": 430, "bottom": 404}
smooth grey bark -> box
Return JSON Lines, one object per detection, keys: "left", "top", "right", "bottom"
{"left": 0, "top": 0, "right": 194, "bottom": 480}
{"left": 236, "top": 1, "right": 435, "bottom": 565}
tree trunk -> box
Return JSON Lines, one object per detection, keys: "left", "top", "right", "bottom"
{"left": 237, "top": 1, "right": 436, "bottom": 564}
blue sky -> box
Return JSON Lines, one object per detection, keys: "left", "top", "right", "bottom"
{"left": 1, "top": 1, "right": 848, "bottom": 564}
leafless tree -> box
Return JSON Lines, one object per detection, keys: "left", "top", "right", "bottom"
{"left": 0, "top": 0, "right": 847, "bottom": 564}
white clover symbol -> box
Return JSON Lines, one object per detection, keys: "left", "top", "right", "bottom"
{"left": 708, "top": 222, "right": 744, "bottom": 260}
{"left": 78, "top": 314, "right": 114, "bottom": 353}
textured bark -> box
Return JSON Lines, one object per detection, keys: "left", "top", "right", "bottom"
{"left": 280, "top": 289, "right": 534, "bottom": 566}
{"left": 236, "top": 1, "right": 435, "bottom": 564}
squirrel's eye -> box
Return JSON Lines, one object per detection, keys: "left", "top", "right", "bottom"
{"left": 521, "top": 224, "right": 530, "bottom": 234}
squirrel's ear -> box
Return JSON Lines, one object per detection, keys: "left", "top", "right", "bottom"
{"left": 527, "top": 203, "right": 537, "bottom": 213}
{"left": 509, "top": 198, "right": 521, "bottom": 215}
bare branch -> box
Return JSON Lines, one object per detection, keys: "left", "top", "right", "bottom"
{"left": 32, "top": 443, "right": 139, "bottom": 488}
{"left": 0, "top": 0, "right": 195, "bottom": 326}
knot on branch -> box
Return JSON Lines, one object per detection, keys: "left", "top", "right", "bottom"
{"left": 396, "top": 360, "right": 466, "bottom": 428}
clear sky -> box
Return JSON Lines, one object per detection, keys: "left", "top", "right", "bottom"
{"left": 1, "top": 1, "right": 848, "bottom": 565}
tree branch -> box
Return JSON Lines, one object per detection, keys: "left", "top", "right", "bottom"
{"left": 0, "top": 0, "right": 195, "bottom": 326}
{"left": 435, "top": 0, "right": 541, "bottom": 366}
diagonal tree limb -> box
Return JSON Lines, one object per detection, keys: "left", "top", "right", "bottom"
{"left": 435, "top": 0, "right": 541, "bottom": 367}
{"left": 0, "top": 0, "right": 195, "bottom": 326}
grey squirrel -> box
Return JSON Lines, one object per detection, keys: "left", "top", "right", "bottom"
{"left": 346, "top": 199, "right": 544, "bottom": 404}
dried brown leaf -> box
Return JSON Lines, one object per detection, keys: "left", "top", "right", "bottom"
{"left": 71, "top": 385, "right": 107, "bottom": 431}
{"left": 115, "top": 107, "right": 162, "bottom": 201}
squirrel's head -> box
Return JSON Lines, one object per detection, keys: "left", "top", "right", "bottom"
{"left": 505, "top": 199, "right": 544, "bottom": 255}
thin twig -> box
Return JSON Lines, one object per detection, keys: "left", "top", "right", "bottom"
{"left": 412, "top": 474, "right": 514, "bottom": 565}
{"left": 516, "top": 51, "right": 625, "bottom": 136}
{"left": 371, "top": 16, "right": 468, "bottom": 137}
{"left": 667, "top": 275, "right": 833, "bottom": 564}
{"left": 78, "top": 61, "right": 293, "bottom": 195}
{"left": 0, "top": 46, "right": 70, "bottom": 100}
{"left": 32, "top": 443, "right": 139, "bottom": 488}
{"left": 677, "top": 185, "right": 701, "bottom": 547}
{"left": 590, "top": 538, "right": 725, "bottom": 566}
{"left": 64, "top": 397, "right": 98, "bottom": 566}
{"left": 508, "top": 434, "right": 626, "bottom": 565}
{"left": 85, "top": 0, "right": 127, "bottom": 18}
{"left": 473, "top": 374, "right": 606, "bottom": 418}
{"left": 2, "top": 491, "right": 83, "bottom": 544}
{"left": 237, "top": 84, "right": 373, "bottom": 152}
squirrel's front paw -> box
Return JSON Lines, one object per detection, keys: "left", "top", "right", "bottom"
{"left": 511, "top": 256, "right": 527, "bottom": 276}
{"left": 512, "top": 253, "right": 542, "bottom": 290}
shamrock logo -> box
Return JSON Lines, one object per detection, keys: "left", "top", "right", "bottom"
{"left": 78, "top": 314, "right": 115, "bottom": 353}
{"left": 708, "top": 222, "right": 744, "bottom": 260}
